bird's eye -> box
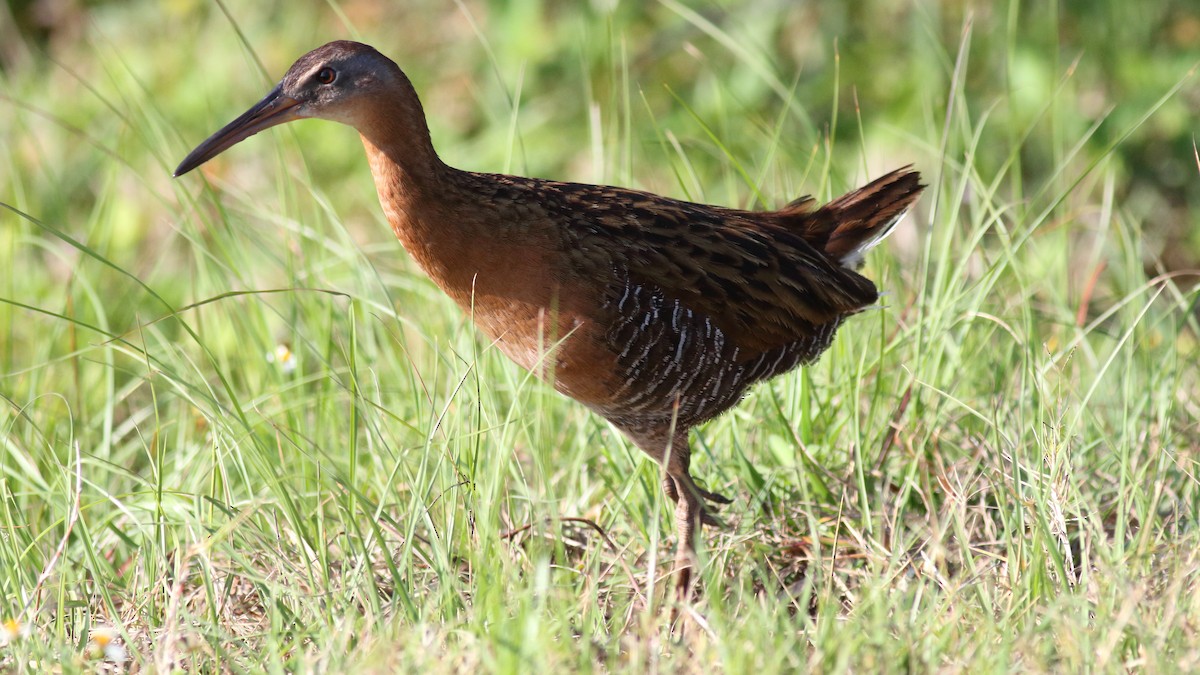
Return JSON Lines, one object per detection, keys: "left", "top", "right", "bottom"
{"left": 315, "top": 67, "right": 337, "bottom": 85}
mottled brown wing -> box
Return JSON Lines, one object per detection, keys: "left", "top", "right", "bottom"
{"left": 538, "top": 181, "right": 881, "bottom": 354}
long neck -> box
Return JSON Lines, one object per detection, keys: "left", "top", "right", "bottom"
{"left": 354, "top": 76, "right": 471, "bottom": 290}
{"left": 356, "top": 74, "right": 449, "bottom": 213}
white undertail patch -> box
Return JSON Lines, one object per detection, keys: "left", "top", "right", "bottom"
{"left": 838, "top": 206, "right": 912, "bottom": 269}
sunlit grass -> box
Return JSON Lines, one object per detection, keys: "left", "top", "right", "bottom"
{"left": 2, "top": 1, "right": 1199, "bottom": 672}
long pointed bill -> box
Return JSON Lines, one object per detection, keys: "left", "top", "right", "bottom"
{"left": 173, "top": 86, "right": 301, "bottom": 177}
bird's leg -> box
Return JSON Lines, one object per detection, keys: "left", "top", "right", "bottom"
{"left": 663, "top": 434, "right": 729, "bottom": 599}
{"left": 670, "top": 475, "right": 701, "bottom": 597}
{"left": 621, "top": 424, "right": 732, "bottom": 598}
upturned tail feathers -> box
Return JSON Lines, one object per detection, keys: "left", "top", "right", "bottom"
{"left": 783, "top": 167, "right": 924, "bottom": 269}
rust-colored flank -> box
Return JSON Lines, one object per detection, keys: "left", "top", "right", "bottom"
{"left": 175, "top": 40, "right": 924, "bottom": 598}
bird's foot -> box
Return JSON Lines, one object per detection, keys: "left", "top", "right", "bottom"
{"left": 697, "top": 504, "right": 726, "bottom": 529}
{"left": 694, "top": 485, "right": 733, "bottom": 505}
{"left": 663, "top": 476, "right": 732, "bottom": 528}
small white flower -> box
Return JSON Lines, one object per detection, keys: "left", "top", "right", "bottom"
{"left": 90, "top": 627, "right": 127, "bottom": 664}
{"left": 1, "top": 618, "right": 29, "bottom": 646}
{"left": 266, "top": 343, "right": 298, "bottom": 374}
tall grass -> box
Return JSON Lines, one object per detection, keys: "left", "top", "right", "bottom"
{"left": 2, "top": 1, "right": 1198, "bottom": 672}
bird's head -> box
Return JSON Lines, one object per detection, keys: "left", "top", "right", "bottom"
{"left": 174, "top": 40, "right": 402, "bottom": 177}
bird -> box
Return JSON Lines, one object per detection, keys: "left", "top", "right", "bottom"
{"left": 175, "top": 40, "right": 923, "bottom": 598}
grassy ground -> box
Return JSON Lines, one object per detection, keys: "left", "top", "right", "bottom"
{"left": 2, "top": 1, "right": 1199, "bottom": 672}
